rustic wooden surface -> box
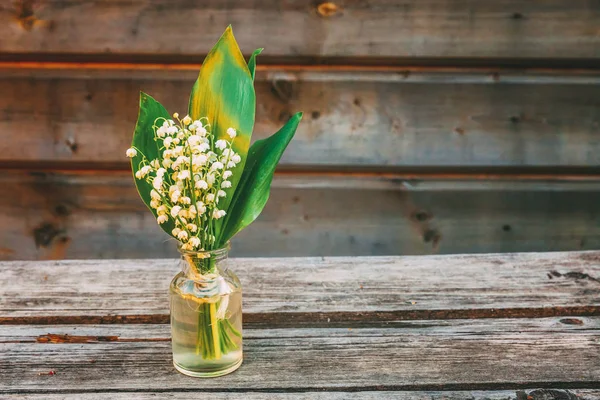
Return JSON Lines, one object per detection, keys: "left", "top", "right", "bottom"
{"left": 1, "top": 171, "right": 599, "bottom": 260}
{"left": 2, "top": 0, "right": 600, "bottom": 59}
{"left": 1, "top": 252, "right": 599, "bottom": 397}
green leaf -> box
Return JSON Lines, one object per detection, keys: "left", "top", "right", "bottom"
{"left": 217, "top": 113, "right": 303, "bottom": 246}
{"left": 248, "top": 48, "right": 263, "bottom": 81}
{"left": 188, "top": 26, "right": 256, "bottom": 220}
{"left": 131, "top": 92, "right": 175, "bottom": 238}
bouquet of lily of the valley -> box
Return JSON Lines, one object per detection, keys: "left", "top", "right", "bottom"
{"left": 126, "top": 26, "right": 301, "bottom": 377}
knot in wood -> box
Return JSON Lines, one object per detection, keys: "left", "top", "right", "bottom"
{"left": 16, "top": 0, "right": 37, "bottom": 31}
{"left": 33, "top": 223, "right": 62, "bottom": 248}
{"left": 559, "top": 318, "right": 583, "bottom": 325}
{"left": 316, "top": 2, "right": 340, "bottom": 18}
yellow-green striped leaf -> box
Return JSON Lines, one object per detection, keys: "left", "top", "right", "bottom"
{"left": 188, "top": 26, "right": 256, "bottom": 218}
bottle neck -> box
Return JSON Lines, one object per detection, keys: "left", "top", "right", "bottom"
{"left": 178, "top": 243, "right": 230, "bottom": 281}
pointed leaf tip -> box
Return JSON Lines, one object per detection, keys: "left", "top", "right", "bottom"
{"left": 223, "top": 25, "right": 236, "bottom": 40}
{"left": 248, "top": 48, "right": 264, "bottom": 81}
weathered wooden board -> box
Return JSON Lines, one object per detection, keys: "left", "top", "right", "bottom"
{"left": 1, "top": 171, "right": 600, "bottom": 260}
{"left": 2, "top": 75, "right": 600, "bottom": 167}
{"left": 0, "top": 171, "right": 600, "bottom": 259}
{"left": 2, "top": 251, "right": 599, "bottom": 322}
{"left": 1, "top": 319, "right": 599, "bottom": 392}
{"left": 1, "top": 0, "right": 600, "bottom": 59}
{"left": 7, "top": 390, "right": 600, "bottom": 400}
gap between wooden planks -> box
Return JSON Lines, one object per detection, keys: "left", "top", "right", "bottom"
{"left": 3, "top": 61, "right": 600, "bottom": 84}
{"left": 4, "top": 168, "right": 600, "bottom": 187}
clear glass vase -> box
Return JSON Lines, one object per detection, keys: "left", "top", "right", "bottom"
{"left": 169, "top": 243, "right": 243, "bottom": 377}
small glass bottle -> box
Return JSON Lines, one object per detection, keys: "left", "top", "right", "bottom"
{"left": 169, "top": 243, "right": 242, "bottom": 377}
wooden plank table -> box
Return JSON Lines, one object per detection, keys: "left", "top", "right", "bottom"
{"left": 1, "top": 252, "right": 599, "bottom": 398}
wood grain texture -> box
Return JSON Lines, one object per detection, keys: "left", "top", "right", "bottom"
{"left": 2, "top": 170, "right": 600, "bottom": 260}
{"left": 1, "top": 74, "right": 600, "bottom": 167}
{"left": 1, "top": 170, "right": 600, "bottom": 260}
{"left": 7, "top": 390, "right": 600, "bottom": 400}
{"left": 1, "top": 251, "right": 599, "bottom": 321}
{"left": 1, "top": 319, "right": 599, "bottom": 392}
{"left": 1, "top": 0, "right": 600, "bottom": 59}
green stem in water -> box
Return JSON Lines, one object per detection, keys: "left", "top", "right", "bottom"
{"left": 197, "top": 303, "right": 205, "bottom": 359}
{"left": 189, "top": 256, "right": 239, "bottom": 361}
{"left": 209, "top": 302, "right": 221, "bottom": 359}
{"left": 204, "top": 303, "right": 212, "bottom": 359}
{"left": 224, "top": 318, "right": 242, "bottom": 338}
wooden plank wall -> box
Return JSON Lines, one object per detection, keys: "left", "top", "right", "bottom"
{"left": 1, "top": 0, "right": 600, "bottom": 259}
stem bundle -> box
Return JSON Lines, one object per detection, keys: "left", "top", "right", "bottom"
{"left": 187, "top": 254, "right": 240, "bottom": 360}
